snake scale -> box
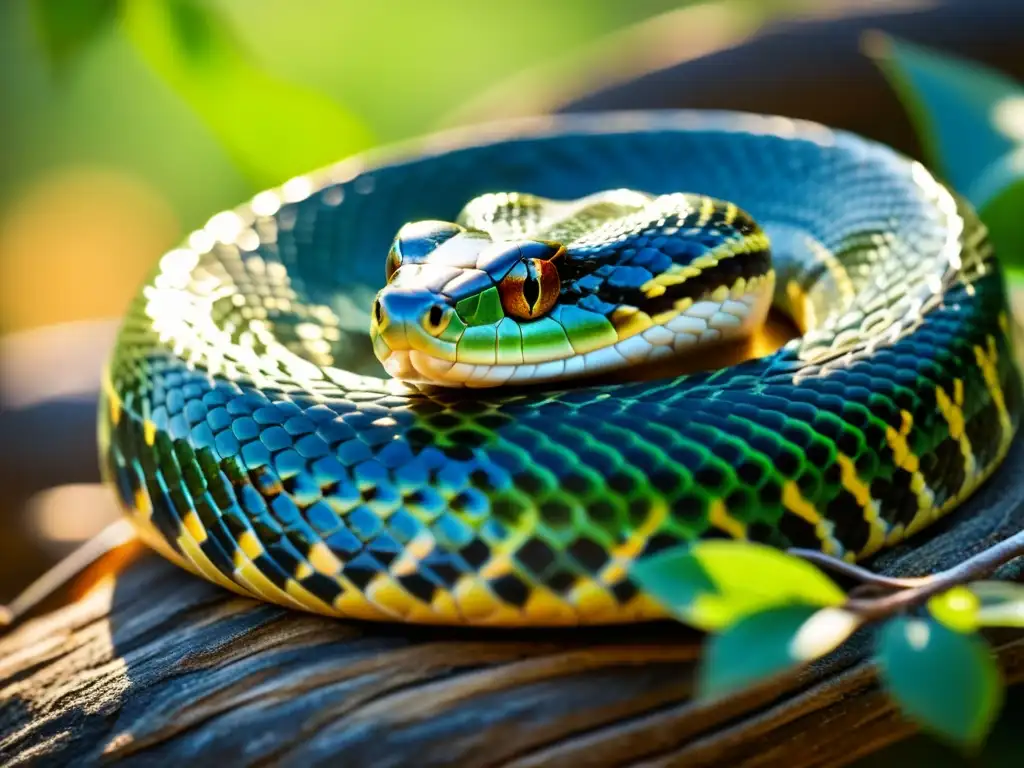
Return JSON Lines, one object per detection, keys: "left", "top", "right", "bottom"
{"left": 99, "top": 111, "right": 1022, "bottom": 626}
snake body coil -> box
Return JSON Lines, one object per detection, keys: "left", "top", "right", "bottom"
{"left": 100, "top": 112, "right": 1022, "bottom": 625}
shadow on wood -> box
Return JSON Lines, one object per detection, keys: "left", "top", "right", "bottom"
{"left": 3, "top": 435, "right": 1024, "bottom": 767}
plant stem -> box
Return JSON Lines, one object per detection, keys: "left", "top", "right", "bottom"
{"left": 788, "top": 548, "right": 932, "bottom": 590}
{"left": 792, "top": 528, "right": 1024, "bottom": 622}
{"left": 0, "top": 520, "right": 136, "bottom": 629}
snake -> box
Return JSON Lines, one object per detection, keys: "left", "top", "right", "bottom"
{"left": 99, "top": 111, "right": 1023, "bottom": 626}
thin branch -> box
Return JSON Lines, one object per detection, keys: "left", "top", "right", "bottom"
{"left": 844, "top": 528, "right": 1024, "bottom": 620}
{"left": 0, "top": 520, "right": 137, "bottom": 629}
{"left": 788, "top": 548, "right": 933, "bottom": 590}
{"left": 789, "top": 530, "right": 1024, "bottom": 623}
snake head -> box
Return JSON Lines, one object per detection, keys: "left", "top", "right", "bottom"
{"left": 371, "top": 217, "right": 567, "bottom": 386}
{"left": 371, "top": 191, "right": 775, "bottom": 388}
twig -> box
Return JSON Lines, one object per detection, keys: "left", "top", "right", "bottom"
{"left": 792, "top": 529, "right": 1024, "bottom": 623}
{"left": 788, "top": 548, "right": 932, "bottom": 590}
{"left": 0, "top": 519, "right": 137, "bottom": 629}
{"left": 847, "top": 529, "right": 1024, "bottom": 619}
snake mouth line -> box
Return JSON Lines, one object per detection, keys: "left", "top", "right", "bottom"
{"left": 377, "top": 276, "right": 775, "bottom": 388}
{"left": 380, "top": 349, "right": 427, "bottom": 380}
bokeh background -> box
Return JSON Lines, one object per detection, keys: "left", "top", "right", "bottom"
{"left": 0, "top": 0, "right": 718, "bottom": 335}
{"left": 4, "top": 0, "right": 1022, "bottom": 336}
{"left": 3, "top": 2, "right": 1024, "bottom": 764}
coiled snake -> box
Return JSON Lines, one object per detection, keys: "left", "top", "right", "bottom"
{"left": 99, "top": 111, "right": 1022, "bottom": 626}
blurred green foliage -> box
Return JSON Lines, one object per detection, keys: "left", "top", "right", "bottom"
{"left": 120, "top": 0, "right": 376, "bottom": 188}
{"left": 869, "top": 34, "right": 1021, "bottom": 204}
{"left": 869, "top": 34, "right": 1024, "bottom": 273}
{"left": 1, "top": 0, "right": 687, "bottom": 229}
{"left": 632, "top": 540, "right": 845, "bottom": 631}
{"left": 877, "top": 618, "right": 1002, "bottom": 750}
{"left": 632, "top": 536, "right": 1014, "bottom": 749}
{"left": 30, "top": 0, "right": 117, "bottom": 74}
{"left": 33, "top": 0, "right": 376, "bottom": 188}
{"left": 697, "top": 604, "right": 857, "bottom": 699}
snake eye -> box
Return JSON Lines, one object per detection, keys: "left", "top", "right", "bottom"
{"left": 498, "top": 257, "right": 561, "bottom": 320}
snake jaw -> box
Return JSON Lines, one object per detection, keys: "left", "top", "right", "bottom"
{"left": 380, "top": 350, "right": 417, "bottom": 380}
{"left": 374, "top": 274, "right": 776, "bottom": 389}
{"left": 371, "top": 287, "right": 457, "bottom": 372}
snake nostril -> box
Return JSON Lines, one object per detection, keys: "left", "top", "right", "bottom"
{"left": 427, "top": 304, "right": 444, "bottom": 328}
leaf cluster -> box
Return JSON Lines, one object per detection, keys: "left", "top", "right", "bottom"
{"left": 634, "top": 543, "right": 1016, "bottom": 749}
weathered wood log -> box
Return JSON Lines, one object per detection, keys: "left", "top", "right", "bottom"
{"left": 4, "top": 434, "right": 1024, "bottom": 767}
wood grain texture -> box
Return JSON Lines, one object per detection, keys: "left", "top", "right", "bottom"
{"left": 4, "top": 435, "right": 1024, "bottom": 767}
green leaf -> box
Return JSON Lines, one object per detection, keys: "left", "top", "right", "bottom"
{"left": 968, "top": 580, "right": 1024, "bottom": 628}
{"left": 31, "top": 0, "right": 119, "bottom": 75}
{"left": 876, "top": 617, "right": 1003, "bottom": 749}
{"left": 867, "top": 33, "right": 1023, "bottom": 206}
{"left": 120, "top": 0, "right": 374, "bottom": 188}
{"left": 979, "top": 176, "right": 1024, "bottom": 276}
{"left": 631, "top": 541, "right": 846, "bottom": 631}
{"left": 867, "top": 34, "right": 1024, "bottom": 266}
{"left": 926, "top": 585, "right": 980, "bottom": 633}
{"left": 699, "top": 605, "right": 860, "bottom": 699}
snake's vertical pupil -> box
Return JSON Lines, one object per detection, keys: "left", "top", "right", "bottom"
{"left": 374, "top": 299, "right": 383, "bottom": 325}
{"left": 498, "top": 256, "right": 561, "bottom": 320}
{"left": 522, "top": 270, "right": 541, "bottom": 312}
